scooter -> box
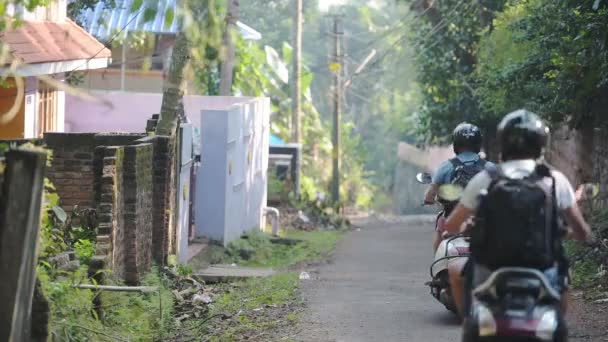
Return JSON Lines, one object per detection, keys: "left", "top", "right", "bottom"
{"left": 461, "top": 181, "right": 600, "bottom": 341}
{"left": 462, "top": 267, "right": 567, "bottom": 342}
{"left": 416, "top": 172, "right": 471, "bottom": 314}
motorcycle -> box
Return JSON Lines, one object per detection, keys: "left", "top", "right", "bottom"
{"left": 461, "top": 181, "right": 599, "bottom": 341}
{"left": 462, "top": 268, "right": 567, "bottom": 342}
{"left": 416, "top": 172, "right": 470, "bottom": 314}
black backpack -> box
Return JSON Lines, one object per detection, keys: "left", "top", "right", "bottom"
{"left": 449, "top": 158, "right": 487, "bottom": 189}
{"left": 470, "top": 163, "right": 561, "bottom": 270}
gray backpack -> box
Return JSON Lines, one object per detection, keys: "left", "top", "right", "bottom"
{"left": 449, "top": 158, "right": 486, "bottom": 189}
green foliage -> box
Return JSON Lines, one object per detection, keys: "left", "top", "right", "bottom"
{"left": 192, "top": 273, "right": 300, "bottom": 341}
{"left": 40, "top": 185, "right": 97, "bottom": 261}
{"left": 267, "top": 172, "right": 286, "bottom": 201}
{"left": 237, "top": 0, "right": 422, "bottom": 205}
{"left": 220, "top": 229, "right": 342, "bottom": 269}
{"left": 476, "top": 0, "right": 608, "bottom": 127}
{"left": 564, "top": 206, "right": 608, "bottom": 296}
{"left": 39, "top": 266, "right": 176, "bottom": 341}
{"left": 74, "top": 239, "right": 95, "bottom": 265}
{"left": 183, "top": 0, "right": 225, "bottom": 92}
{"left": 176, "top": 263, "right": 193, "bottom": 277}
{"left": 405, "top": 0, "right": 608, "bottom": 144}
{"left": 400, "top": 0, "right": 508, "bottom": 145}
{"left": 213, "top": 273, "right": 298, "bottom": 313}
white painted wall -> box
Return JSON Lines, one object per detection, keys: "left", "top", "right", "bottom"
{"left": 196, "top": 98, "right": 270, "bottom": 245}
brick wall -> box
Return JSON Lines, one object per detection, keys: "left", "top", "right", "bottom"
{"left": 95, "top": 146, "right": 120, "bottom": 270}
{"left": 93, "top": 143, "right": 155, "bottom": 284}
{"left": 45, "top": 133, "right": 97, "bottom": 210}
{"left": 138, "top": 136, "right": 171, "bottom": 263}
{"left": 44, "top": 133, "right": 145, "bottom": 213}
{"left": 121, "top": 144, "right": 153, "bottom": 283}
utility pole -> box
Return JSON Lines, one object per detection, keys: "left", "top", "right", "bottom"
{"left": 291, "top": 0, "right": 303, "bottom": 144}
{"left": 330, "top": 15, "right": 343, "bottom": 205}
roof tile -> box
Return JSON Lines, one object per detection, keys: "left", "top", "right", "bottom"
{"left": 0, "top": 19, "right": 111, "bottom": 65}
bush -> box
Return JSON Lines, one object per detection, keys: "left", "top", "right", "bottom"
{"left": 74, "top": 239, "right": 95, "bottom": 265}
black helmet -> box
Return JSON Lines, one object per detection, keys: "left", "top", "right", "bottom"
{"left": 453, "top": 122, "right": 482, "bottom": 154}
{"left": 497, "top": 109, "right": 549, "bottom": 160}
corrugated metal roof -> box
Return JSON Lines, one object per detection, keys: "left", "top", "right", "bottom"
{"left": 81, "top": 0, "right": 261, "bottom": 41}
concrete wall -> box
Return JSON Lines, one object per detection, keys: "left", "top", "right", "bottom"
{"left": 547, "top": 124, "right": 607, "bottom": 208}
{"left": 196, "top": 97, "right": 270, "bottom": 245}
{"left": 546, "top": 125, "right": 594, "bottom": 186}
{"left": 393, "top": 142, "right": 454, "bottom": 215}
{"left": 65, "top": 91, "right": 254, "bottom": 134}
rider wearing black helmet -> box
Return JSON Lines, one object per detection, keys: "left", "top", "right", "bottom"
{"left": 444, "top": 109, "right": 593, "bottom": 317}
{"left": 425, "top": 122, "right": 491, "bottom": 252}
{"left": 452, "top": 123, "right": 483, "bottom": 155}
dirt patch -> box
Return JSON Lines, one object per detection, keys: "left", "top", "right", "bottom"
{"left": 569, "top": 292, "right": 608, "bottom": 341}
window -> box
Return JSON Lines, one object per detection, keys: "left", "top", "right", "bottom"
{"left": 36, "top": 85, "right": 57, "bottom": 137}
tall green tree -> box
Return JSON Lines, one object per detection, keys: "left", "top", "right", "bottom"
{"left": 400, "top": 0, "right": 508, "bottom": 154}
{"left": 475, "top": 0, "right": 608, "bottom": 128}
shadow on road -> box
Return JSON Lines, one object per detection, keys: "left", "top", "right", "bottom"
{"left": 428, "top": 311, "right": 462, "bottom": 327}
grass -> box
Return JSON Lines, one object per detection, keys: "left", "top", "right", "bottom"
{"left": 183, "top": 273, "right": 301, "bottom": 341}
{"left": 228, "top": 229, "right": 343, "bottom": 268}
{"left": 565, "top": 239, "right": 607, "bottom": 296}
{"left": 188, "top": 229, "right": 343, "bottom": 270}
{"left": 178, "top": 228, "right": 345, "bottom": 340}
{"left": 39, "top": 266, "right": 176, "bottom": 342}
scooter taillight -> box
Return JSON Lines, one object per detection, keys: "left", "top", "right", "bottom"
{"left": 495, "top": 317, "right": 539, "bottom": 338}
{"left": 455, "top": 247, "right": 469, "bottom": 254}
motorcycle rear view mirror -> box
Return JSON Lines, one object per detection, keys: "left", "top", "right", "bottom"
{"left": 416, "top": 172, "right": 432, "bottom": 184}
{"left": 437, "top": 184, "right": 464, "bottom": 202}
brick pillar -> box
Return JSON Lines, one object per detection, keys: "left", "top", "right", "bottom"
{"left": 94, "top": 146, "right": 121, "bottom": 271}
{"left": 151, "top": 136, "right": 171, "bottom": 263}
{"left": 121, "top": 144, "right": 153, "bottom": 284}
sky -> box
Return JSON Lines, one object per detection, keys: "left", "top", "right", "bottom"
{"left": 318, "top": 0, "right": 348, "bottom": 12}
{"left": 319, "top": 0, "right": 384, "bottom": 11}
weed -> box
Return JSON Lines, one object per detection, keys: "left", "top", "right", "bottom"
{"left": 188, "top": 273, "right": 300, "bottom": 340}
{"left": 224, "top": 229, "right": 342, "bottom": 268}
{"left": 74, "top": 239, "right": 95, "bottom": 265}
{"left": 39, "top": 266, "right": 176, "bottom": 341}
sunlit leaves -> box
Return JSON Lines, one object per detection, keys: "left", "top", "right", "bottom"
{"left": 130, "top": 0, "right": 143, "bottom": 13}
{"left": 164, "top": 7, "right": 174, "bottom": 30}
{"left": 475, "top": 0, "right": 608, "bottom": 126}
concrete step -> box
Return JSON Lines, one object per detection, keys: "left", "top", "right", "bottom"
{"left": 194, "top": 265, "right": 276, "bottom": 283}
{"left": 97, "top": 235, "right": 111, "bottom": 245}
{"left": 96, "top": 243, "right": 111, "bottom": 256}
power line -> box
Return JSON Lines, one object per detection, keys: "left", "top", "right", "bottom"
{"left": 66, "top": 6, "right": 146, "bottom": 80}
{"left": 354, "top": 0, "right": 476, "bottom": 77}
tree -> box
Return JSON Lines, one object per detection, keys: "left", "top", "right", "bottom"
{"left": 475, "top": 0, "right": 608, "bottom": 128}
{"left": 219, "top": 0, "right": 239, "bottom": 95}
{"left": 155, "top": 32, "right": 190, "bottom": 136}
{"left": 399, "top": 0, "right": 507, "bottom": 156}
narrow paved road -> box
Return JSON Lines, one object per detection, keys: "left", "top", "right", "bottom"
{"left": 295, "top": 215, "right": 461, "bottom": 342}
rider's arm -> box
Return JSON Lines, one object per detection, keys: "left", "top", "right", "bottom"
{"left": 553, "top": 171, "right": 594, "bottom": 242}
{"left": 444, "top": 204, "right": 474, "bottom": 234}
{"left": 424, "top": 184, "right": 439, "bottom": 204}
{"left": 563, "top": 204, "right": 593, "bottom": 242}
{"left": 425, "top": 162, "right": 452, "bottom": 204}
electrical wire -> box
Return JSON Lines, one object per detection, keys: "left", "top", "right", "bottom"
{"left": 353, "top": 0, "right": 477, "bottom": 77}
{"left": 65, "top": 6, "right": 146, "bottom": 80}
